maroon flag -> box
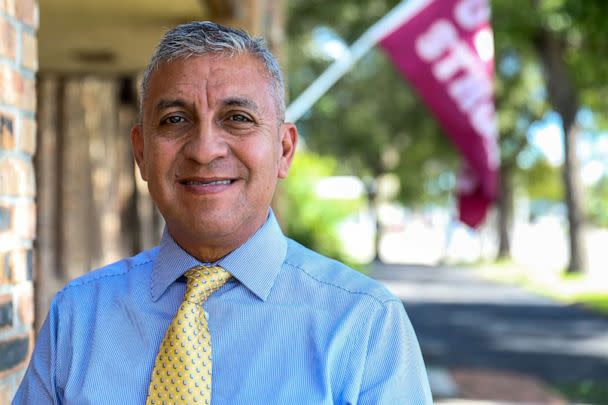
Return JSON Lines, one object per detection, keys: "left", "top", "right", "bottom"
{"left": 378, "top": 0, "right": 498, "bottom": 228}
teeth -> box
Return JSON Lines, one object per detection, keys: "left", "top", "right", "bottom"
{"left": 185, "top": 180, "right": 231, "bottom": 186}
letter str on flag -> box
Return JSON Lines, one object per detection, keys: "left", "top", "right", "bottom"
{"left": 378, "top": 0, "right": 498, "bottom": 228}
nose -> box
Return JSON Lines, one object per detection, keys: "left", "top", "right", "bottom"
{"left": 181, "top": 120, "right": 229, "bottom": 165}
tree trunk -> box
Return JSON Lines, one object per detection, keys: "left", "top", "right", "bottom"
{"left": 562, "top": 125, "right": 586, "bottom": 274}
{"left": 536, "top": 28, "right": 586, "bottom": 273}
{"left": 366, "top": 182, "right": 382, "bottom": 263}
{"left": 496, "top": 163, "right": 512, "bottom": 259}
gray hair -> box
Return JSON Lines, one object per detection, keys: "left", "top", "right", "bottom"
{"left": 140, "top": 21, "right": 285, "bottom": 121}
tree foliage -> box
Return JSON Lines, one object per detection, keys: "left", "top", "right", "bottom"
{"left": 286, "top": 0, "right": 608, "bottom": 271}
{"left": 492, "top": 0, "right": 608, "bottom": 272}
{"left": 287, "top": 0, "right": 458, "bottom": 208}
{"left": 586, "top": 175, "right": 608, "bottom": 227}
{"left": 278, "top": 151, "right": 363, "bottom": 266}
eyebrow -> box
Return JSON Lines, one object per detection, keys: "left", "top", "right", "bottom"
{"left": 152, "top": 96, "right": 260, "bottom": 114}
{"left": 153, "top": 98, "right": 190, "bottom": 114}
{"left": 223, "top": 97, "right": 259, "bottom": 113}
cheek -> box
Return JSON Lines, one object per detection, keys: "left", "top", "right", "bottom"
{"left": 146, "top": 141, "right": 179, "bottom": 172}
{"left": 239, "top": 139, "right": 279, "bottom": 172}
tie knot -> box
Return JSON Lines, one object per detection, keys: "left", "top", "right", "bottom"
{"left": 184, "top": 265, "right": 231, "bottom": 304}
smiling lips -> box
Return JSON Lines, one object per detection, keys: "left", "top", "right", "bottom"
{"left": 180, "top": 179, "right": 233, "bottom": 186}
{"left": 178, "top": 177, "right": 236, "bottom": 194}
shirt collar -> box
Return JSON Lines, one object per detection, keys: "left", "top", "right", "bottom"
{"left": 151, "top": 210, "right": 287, "bottom": 302}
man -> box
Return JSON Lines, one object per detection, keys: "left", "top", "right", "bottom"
{"left": 15, "top": 22, "right": 431, "bottom": 404}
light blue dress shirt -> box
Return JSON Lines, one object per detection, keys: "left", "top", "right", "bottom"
{"left": 14, "top": 211, "right": 432, "bottom": 404}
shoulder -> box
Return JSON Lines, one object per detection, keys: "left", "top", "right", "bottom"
{"left": 283, "top": 239, "right": 399, "bottom": 306}
{"left": 55, "top": 247, "right": 158, "bottom": 301}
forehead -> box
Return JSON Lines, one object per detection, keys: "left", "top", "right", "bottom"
{"left": 144, "top": 53, "right": 276, "bottom": 109}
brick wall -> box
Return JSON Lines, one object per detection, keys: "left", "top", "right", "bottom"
{"left": 0, "top": 0, "right": 38, "bottom": 401}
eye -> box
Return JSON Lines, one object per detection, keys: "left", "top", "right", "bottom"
{"left": 228, "top": 113, "right": 252, "bottom": 123}
{"left": 161, "top": 115, "right": 186, "bottom": 125}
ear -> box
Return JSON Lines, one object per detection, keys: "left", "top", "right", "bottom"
{"left": 130, "top": 123, "right": 148, "bottom": 181}
{"left": 277, "top": 123, "right": 298, "bottom": 179}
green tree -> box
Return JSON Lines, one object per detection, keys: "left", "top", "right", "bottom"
{"left": 287, "top": 0, "right": 459, "bottom": 260}
{"left": 493, "top": 0, "right": 608, "bottom": 272}
{"left": 586, "top": 175, "right": 608, "bottom": 227}
{"left": 493, "top": 48, "right": 548, "bottom": 257}
{"left": 279, "top": 151, "right": 363, "bottom": 265}
{"left": 287, "top": 0, "right": 608, "bottom": 272}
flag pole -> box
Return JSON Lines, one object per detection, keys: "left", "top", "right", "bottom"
{"left": 285, "top": 0, "right": 433, "bottom": 123}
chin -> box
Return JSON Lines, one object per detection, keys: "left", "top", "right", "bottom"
{"left": 194, "top": 213, "right": 241, "bottom": 236}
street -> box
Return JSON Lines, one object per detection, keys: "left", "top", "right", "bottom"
{"left": 370, "top": 263, "right": 608, "bottom": 402}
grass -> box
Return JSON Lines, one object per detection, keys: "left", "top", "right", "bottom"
{"left": 473, "top": 259, "right": 608, "bottom": 317}
{"left": 555, "top": 380, "right": 608, "bottom": 404}
{"left": 574, "top": 293, "right": 608, "bottom": 315}
{"left": 472, "top": 260, "right": 608, "bottom": 403}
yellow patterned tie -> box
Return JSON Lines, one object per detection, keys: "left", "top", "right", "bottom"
{"left": 146, "top": 266, "right": 231, "bottom": 405}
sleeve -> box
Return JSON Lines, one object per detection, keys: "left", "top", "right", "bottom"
{"left": 357, "top": 300, "right": 432, "bottom": 405}
{"left": 12, "top": 297, "right": 62, "bottom": 404}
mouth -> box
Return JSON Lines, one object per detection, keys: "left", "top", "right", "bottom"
{"left": 179, "top": 179, "right": 234, "bottom": 186}
{"left": 177, "top": 177, "right": 238, "bottom": 194}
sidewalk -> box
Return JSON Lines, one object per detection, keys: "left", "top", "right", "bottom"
{"left": 429, "top": 366, "right": 568, "bottom": 404}
{"left": 369, "top": 262, "right": 607, "bottom": 404}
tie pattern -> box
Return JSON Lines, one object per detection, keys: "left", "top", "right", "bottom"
{"left": 147, "top": 266, "right": 231, "bottom": 404}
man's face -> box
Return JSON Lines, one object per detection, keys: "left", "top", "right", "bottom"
{"left": 131, "top": 54, "right": 297, "bottom": 260}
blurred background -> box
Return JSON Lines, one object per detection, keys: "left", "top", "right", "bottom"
{"left": 0, "top": 0, "right": 607, "bottom": 403}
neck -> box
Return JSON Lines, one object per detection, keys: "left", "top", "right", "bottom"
{"left": 166, "top": 211, "right": 269, "bottom": 263}
{"left": 172, "top": 234, "right": 244, "bottom": 263}
{"left": 187, "top": 246, "right": 233, "bottom": 263}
